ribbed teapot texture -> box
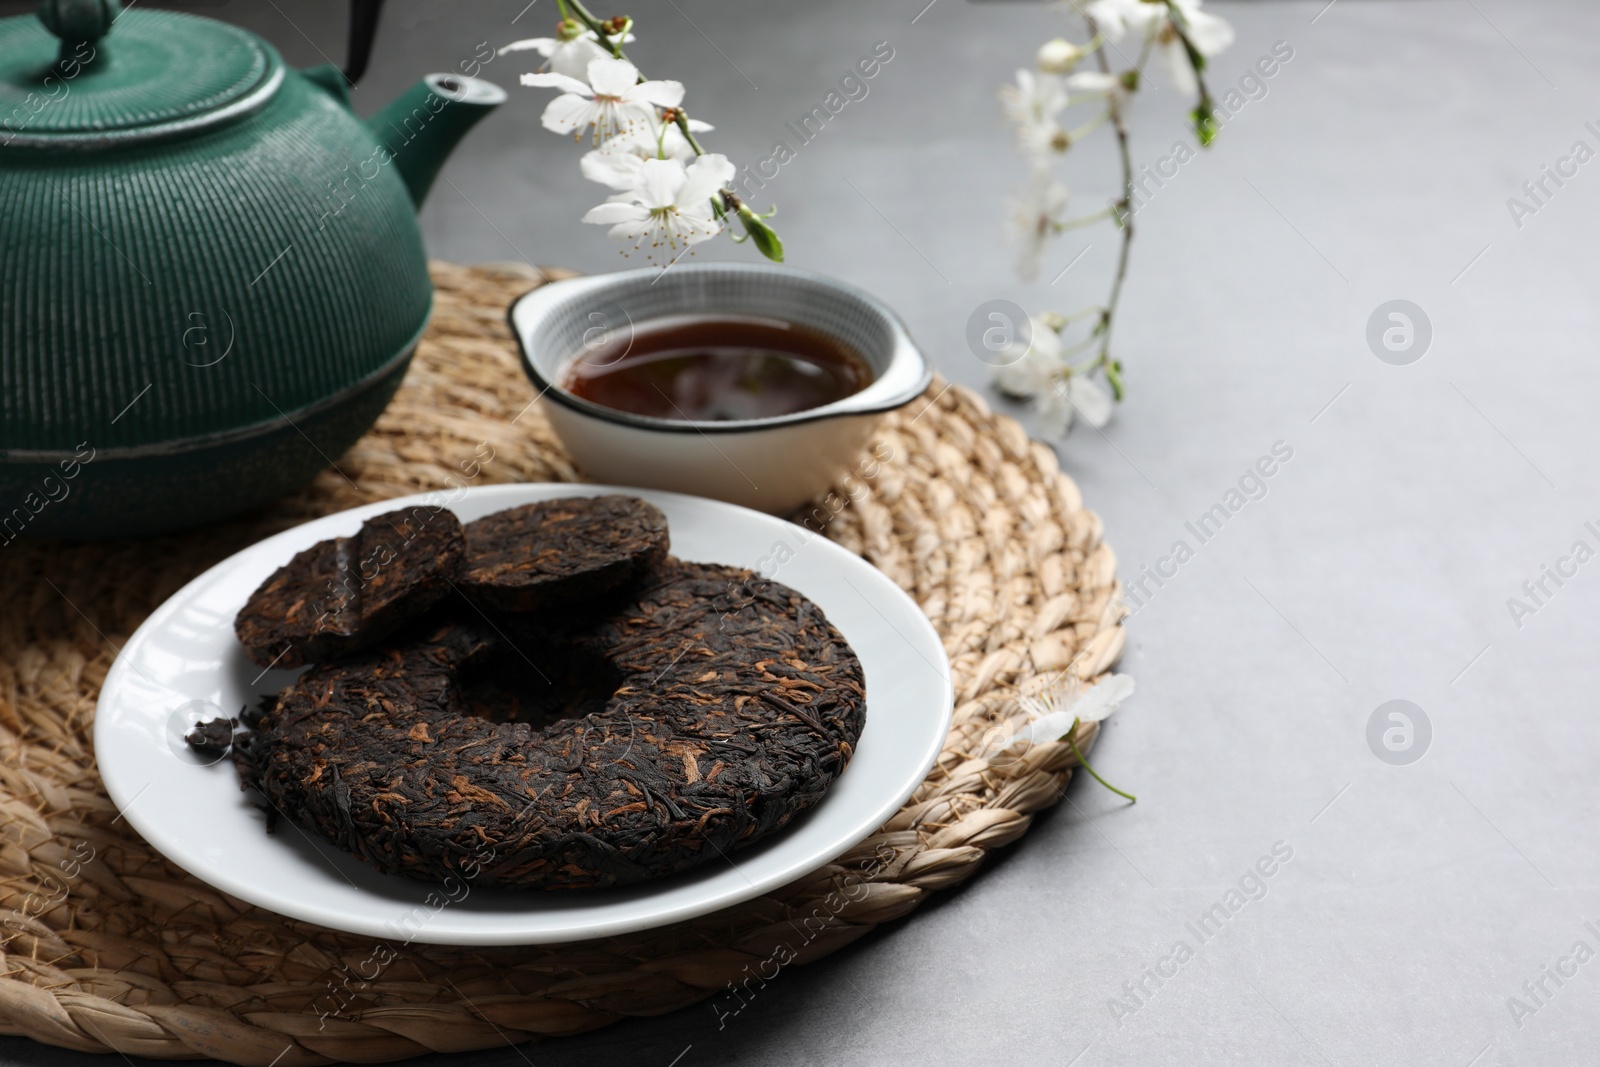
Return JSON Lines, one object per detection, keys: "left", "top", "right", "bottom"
{"left": 0, "top": 3, "right": 503, "bottom": 538}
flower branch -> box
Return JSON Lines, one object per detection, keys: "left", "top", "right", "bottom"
{"left": 994, "top": 0, "right": 1233, "bottom": 439}
{"left": 503, "top": 5, "right": 784, "bottom": 264}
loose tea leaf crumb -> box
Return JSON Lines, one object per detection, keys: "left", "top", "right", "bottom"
{"left": 184, "top": 716, "right": 236, "bottom": 759}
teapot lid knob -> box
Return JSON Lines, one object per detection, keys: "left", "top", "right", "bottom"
{"left": 37, "top": 0, "right": 121, "bottom": 45}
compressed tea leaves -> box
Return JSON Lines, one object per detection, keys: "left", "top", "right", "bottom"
{"left": 457, "top": 495, "right": 669, "bottom": 612}
{"left": 234, "top": 559, "right": 866, "bottom": 890}
{"left": 234, "top": 505, "right": 464, "bottom": 669}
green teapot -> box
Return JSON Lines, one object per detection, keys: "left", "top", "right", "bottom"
{"left": 0, "top": 0, "right": 505, "bottom": 539}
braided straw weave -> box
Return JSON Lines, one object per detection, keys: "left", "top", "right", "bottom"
{"left": 0, "top": 262, "right": 1124, "bottom": 1064}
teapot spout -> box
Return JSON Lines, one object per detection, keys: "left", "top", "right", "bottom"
{"left": 369, "top": 74, "right": 506, "bottom": 209}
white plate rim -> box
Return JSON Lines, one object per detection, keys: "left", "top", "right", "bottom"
{"left": 93, "top": 484, "right": 952, "bottom": 945}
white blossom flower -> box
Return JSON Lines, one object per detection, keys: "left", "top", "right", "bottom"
{"left": 1087, "top": 0, "right": 1233, "bottom": 95}
{"left": 1065, "top": 70, "right": 1118, "bottom": 95}
{"left": 521, "top": 56, "right": 684, "bottom": 143}
{"left": 582, "top": 153, "right": 735, "bottom": 258}
{"left": 500, "top": 28, "right": 634, "bottom": 82}
{"left": 1017, "top": 121, "right": 1074, "bottom": 162}
{"left": 1037, "top": 37, "right": 1086, "bottom": 75}
{"left": 1001, "top": 68, "right": 1067, "bottom": 126}
{"left": 1039, "top": 372, "right": 1114, "bottom": 438}
{"left": 1020, "top": 671, "right": 1134, "bottom": 726}
{"left": 1084, "top": 0, "right": 1157, "bottom": 41}
{"left": 580, "top": 116, "right": 714, "bottom": 190}
{"left": 992, "top": 66, "right": 1068, "bottom": 154}
{"left": 985, "top": 672, "right": 1136, "bottom": 758}
{"left": 993, "top": 315, "right": 1062, "bottom": 398}
{"left": 1157, "top": 0, "right": 1234, "bottom": 94}
{"left": 1036, "top": 378, "right": 1075, "bottom": 439}
{"left": 1009, "top": 171, "right": 1070, "bottom": 282}
{"left": 1067, "top": 373, "right": 1114, "bottom": 427}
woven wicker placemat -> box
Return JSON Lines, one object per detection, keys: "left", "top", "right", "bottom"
{"left": 0, "top": 262, "right": 1124, "bottom": 1065}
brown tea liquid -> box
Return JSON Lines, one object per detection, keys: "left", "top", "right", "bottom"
{"left": 564, "top": 315, "right": 873, "bottom": 421}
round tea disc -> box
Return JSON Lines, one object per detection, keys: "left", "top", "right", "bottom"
{"left": 236, "top": 559, "right": 866, "bottom": 890}
{"left": 457, "top": 495, "right": 669, "bottom": 613}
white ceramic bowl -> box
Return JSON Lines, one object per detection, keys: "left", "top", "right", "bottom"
{"left": 509, "top": 264, "right": 931, "bottom": 515}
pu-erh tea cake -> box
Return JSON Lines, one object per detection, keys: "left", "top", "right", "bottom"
{"left": 213, "top": 497, "right": 866, "bottom": 891}
{"left": 234, "top": 505, "right": 464, "bottom": 669}
{"left": 457, "top": 494, "right": 669, "bottom": 612}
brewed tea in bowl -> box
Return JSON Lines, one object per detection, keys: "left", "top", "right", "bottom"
{"left": 509, "top": 264, "right": 931, "bottom": 514}
{"left": 564, "top": 314, "right": 875, "bottom": 421}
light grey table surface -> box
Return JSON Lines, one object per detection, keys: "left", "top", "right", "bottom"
{"left": 4, "top": 0, "right": 1596, "bottom": 1064}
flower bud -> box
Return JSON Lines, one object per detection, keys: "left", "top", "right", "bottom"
{"left": 556, "top": 17, "right": 585, "bottom": 41}
{"left": 1037, "top": 38, "right": 1084, "bottom": 75}
{"left": 1105, "top": 359, "right": 1125, "bottom": 401}
{"left": 737, "top": 205, "right": 785, "bottom": 263}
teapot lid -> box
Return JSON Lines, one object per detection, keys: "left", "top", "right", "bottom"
{"left": 0, "top": 1, "right": 282, "bottom": 149}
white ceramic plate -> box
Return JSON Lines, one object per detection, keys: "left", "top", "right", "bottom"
{"left": 94, "top": 484, "right": 952, "bottom": 945}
